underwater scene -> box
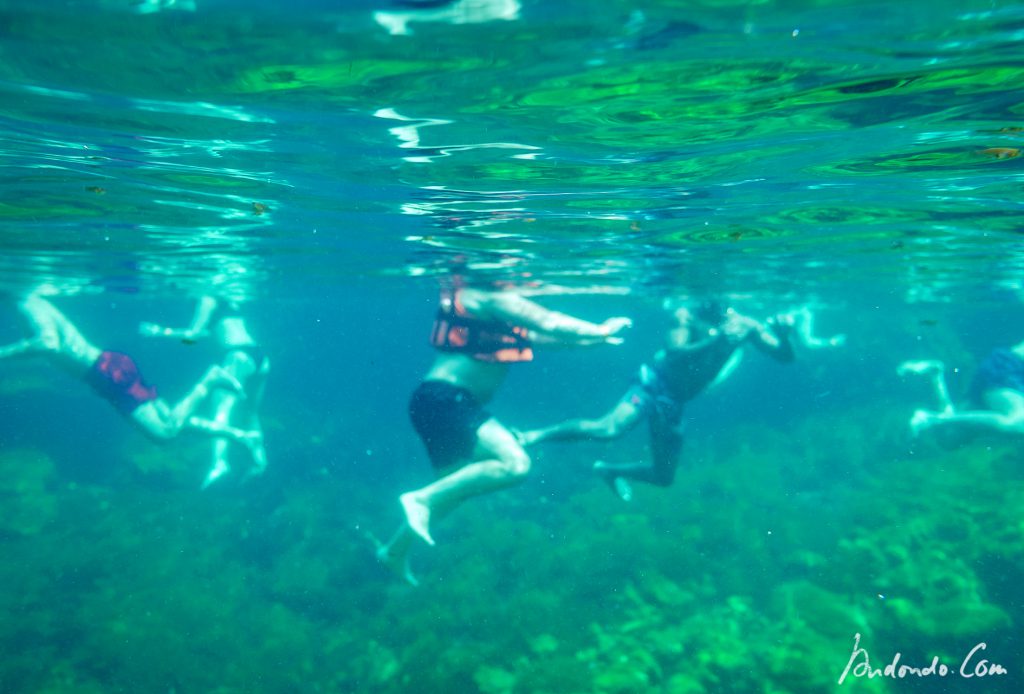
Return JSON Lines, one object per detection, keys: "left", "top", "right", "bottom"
{"left": 2, "top": 0, "right": 1024, "bottom": 692}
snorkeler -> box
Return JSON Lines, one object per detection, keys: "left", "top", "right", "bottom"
{"left": 373, "top": 280, "right": 631, "bottom": 585}
{"left": 141, "top": 295, "right": 269, "bottom": 487}
{"left": 898, "top": 340, "right": 1024, "bottom": 439}
{"left": 517, "top": 301, "right": 795, "bottom": 501}
{"left": 0, "top": 291, "right": 251, "bottom": 444}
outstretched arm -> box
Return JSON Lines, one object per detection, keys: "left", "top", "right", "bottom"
{"left": 140, "top": 296, "right": 218, "bottom": 343}
{"left": 787, "top": 306, "right": 847, "bottom": 349}
{"left": 464, "top": 288, "right": 631, "bottom": 345}
{"left": 738, "top": 311, "right": 795, "bottom": 362}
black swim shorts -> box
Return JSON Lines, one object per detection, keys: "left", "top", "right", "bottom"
{"left": 409, "top": 380, "right": 491, "bottom": 471}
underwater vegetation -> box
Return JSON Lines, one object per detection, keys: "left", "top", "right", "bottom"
{"left": 1, "top": 387, "right": 1021, "bottom": 693}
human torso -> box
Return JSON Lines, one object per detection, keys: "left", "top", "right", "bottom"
{"left": 425, "top": 287, "right": 532, "bottom": 403}
{"left": 213, "top": 314, "right": 265, "bottom": 383}
{"left": 652, "top": 327, "right": 741, "bottom": 403}
{"left": 214, "top": 316, "right": 255, "bottom": 349}
{"left": 423, "top": 352, "right": 509, "bottom": 404}
{"left": 429, "top": 287, "right": 533, "bottom": 364}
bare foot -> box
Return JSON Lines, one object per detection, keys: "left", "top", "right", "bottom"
{"left": 202, "top": 459, "right": 230, "bottom": 489}
{"left": 362, "top": 528, "right": 419, "bottom": 586}
{"left": 400, "top": 492, "right": 435, "bottom": 546}
{"left": 593, "top": 461, "right": 633, "bottom": 502}
{"left": 248, "top": 445, "right": 268, "bottom": 477}
{"left": 240, "top": 430, "right": 266, "bottom": 466}
{"left": 909, "top": 409, "right": 939, "bottom": 436}
{"left": 377, "top": 542, "right": 419, "bottom": 587}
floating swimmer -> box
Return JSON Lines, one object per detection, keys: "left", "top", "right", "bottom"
{"left": 517, "top": 299, "right": 797, "bottom": 501}
{"left": 899, "top": 339, "right": 1024, "bottom": 440}
{"left": 0, "top": 289, "right": 251, "bottom": 446}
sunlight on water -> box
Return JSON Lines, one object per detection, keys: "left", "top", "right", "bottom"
{"left": 0, "top": 0, "right": 1020, "bottom": 300}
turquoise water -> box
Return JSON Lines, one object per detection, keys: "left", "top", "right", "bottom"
{"left": 2, "top": 0, "right": 1022, "bottom": 298}
{"left": 1, "top": 0, "right": 1024, "bottom": 692}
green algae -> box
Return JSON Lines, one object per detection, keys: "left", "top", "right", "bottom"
{"left": 0, "top": 448, "right": 57, "bottom": 536}
{"left": 2, "top": 382, "right": 1023, "bottom": 693}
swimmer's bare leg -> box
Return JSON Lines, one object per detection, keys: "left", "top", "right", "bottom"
{"left": 202, "top": 431, "right": 232, "bottom": 489}
{"left": 898, "top": 359, "right": 954, "bottom": 415}
{"left": 914, "top": 388, "right": 1024, "bottom": 438}
{"left": 909, "top": 409, "right": 941, "bottom": 436}
{"left": 186, "top": 415, "right": 262, "bottom": 487}
{"left": 187, "top": 415, "right": 256, "bottom": 443}
{"left": 518, "top": 398, "right": 641, "bottom": 447}
{"left": 369, "top": 525, "right": 419, "bottom": 587}
{"left": 240, "top": 358, "right": 270, "bottom": 476}
{"left": 0, "top": 336, "right": 45, "bottom": 359}
{"left": 240, "top": 425, "right": 267, "bottom": 477}
{"left": 210, "top": 355, "right": 270, "bottom": 480}
{"left": 593, "top": 461, "right": 634, "bottom": 501}
{"left": 8, "top": 294, "right": 99, "bottom": 365}
{"left": 170, "top": 365, "right": 244, "bottom": 429}
{"left": 399, "top": 491, "right": 437, "bottom": 546}
{"left": 199, "top": 392, "right": 238, "bottom": 488}
{"left": 202, "top": 453, "right": 230, "bottom": 489}
{"left": 399, "top": 419, "right": 530, "bottom": 546}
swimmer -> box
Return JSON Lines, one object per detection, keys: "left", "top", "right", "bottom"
{"left": 0, "top": 290, "right": 249, "bottom": 444}
{"left": 141, "top": 295, "right": 269, "bottom": 487}
{"left": 374, "top": 279, "right": 631, "bottom": 585}
{"left": 517, "top": 300, "right": 796, "bottom": 501}
{"left": 899, "top": 339, "right": 1024, "bottom": 439}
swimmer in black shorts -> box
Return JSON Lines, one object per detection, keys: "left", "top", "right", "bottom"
{"left": 517, "top": 301, "right": 795, "bottom": 501}
{"left": 373, "top": 280, "right": 631, "bottom": 585}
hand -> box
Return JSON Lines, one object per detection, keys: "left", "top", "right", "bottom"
{"left": 721, "top": 309, "right": 756, "bottom": 341}
{"left": 768, "top": 313, "right": 795, "bottom": 335}
{"left": 139, "top": 322, "right": 163, "bottom": 337}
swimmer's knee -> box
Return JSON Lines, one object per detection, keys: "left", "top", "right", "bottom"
{"left": 498, "top": 451, "right": 531, "bottom": 478}
{"left": 586, "top": 419, "right": 623, "bottom": 439}
{"left": 1003, "top": 414, "right": 1024, "bottom": 430}
{"left": 134, "top": 409, "right": 180, "bottom": 440}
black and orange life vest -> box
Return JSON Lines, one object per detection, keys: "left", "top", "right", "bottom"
{"left": 430, "top": 288, "right": 534, "bottom": 363}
